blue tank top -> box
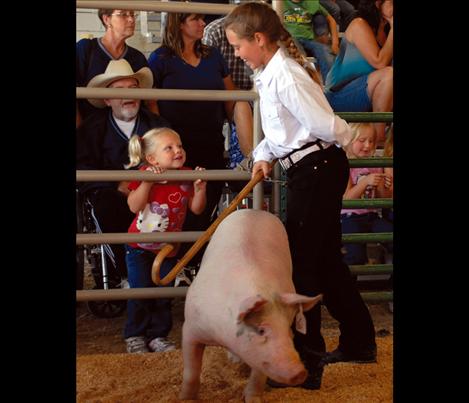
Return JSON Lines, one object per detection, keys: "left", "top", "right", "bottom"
{"left": 325, "top": 38, "right": 375, "bottom": 92}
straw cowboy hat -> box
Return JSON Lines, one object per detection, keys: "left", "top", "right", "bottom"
{"left": 87, "top": 59, "right": 153, "bottom": 108}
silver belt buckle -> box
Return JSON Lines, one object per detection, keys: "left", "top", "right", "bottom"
{"left": 278, "top": 157, "right": 290, "bottom": 171}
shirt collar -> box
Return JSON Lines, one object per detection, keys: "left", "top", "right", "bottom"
{"left": 255, "top": 47, "right": 286, "bottom": 88}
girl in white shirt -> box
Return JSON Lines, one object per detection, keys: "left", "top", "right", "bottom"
{"left": 225, "top": 2, "right": 376, "bottom": 390}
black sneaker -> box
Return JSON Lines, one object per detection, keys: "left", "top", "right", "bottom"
{"left": 321, "top": 346, "right": 377, "bottom": 365}
{"left": 267, "top": 366, "right": 323, "bottom": 390}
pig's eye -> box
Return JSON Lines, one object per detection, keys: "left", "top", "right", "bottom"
{"left": 257, "top": 327, "right": 265, "bottom": 336}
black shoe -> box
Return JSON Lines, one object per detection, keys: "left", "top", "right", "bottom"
{"left": 267, "top": 366, "right": 323, "bottom": 390}
{"left": 321, "top": 346, "right": 377, "bottom": 365}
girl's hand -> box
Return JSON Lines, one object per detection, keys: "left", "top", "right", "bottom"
{"left": 366, "top": 173, "right": 385, "bottom": 187}
{"left": 145, "top": 165, "right": 167, "bottom": 183}
{"left": 146, "top": 165, "right": 166, "bottom": 174}
{"left": 252, "top": 160, "right": 271, "bottom": 179}
{"left": 384, "top": 174, "right": 393, "bottom": 190}
{"left": 193, "top": 166, "right": 207, "bottom": 192}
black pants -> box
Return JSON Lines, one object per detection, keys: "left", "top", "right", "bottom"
{"left": 285, "top": 145, "right": 375, "bottom": 359}
{"left": 87, "top": 187, "right": 135, "bottom": 280}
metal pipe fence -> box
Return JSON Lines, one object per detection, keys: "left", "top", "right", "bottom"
{"left": 76, "top": 0, "right": 393, "bottom": 303}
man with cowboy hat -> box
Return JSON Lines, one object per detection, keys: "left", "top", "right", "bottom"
{"left": 77, "top": 59, "right": 170, "bottom": 286}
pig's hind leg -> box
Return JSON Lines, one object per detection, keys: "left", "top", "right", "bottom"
{"left": 243, "top": 368, "right": 267, "bottom": 403}
{"left": 179, "top": 326, "right": 206, "bottom": 400}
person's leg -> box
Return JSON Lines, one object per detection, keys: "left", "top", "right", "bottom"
{"left": 341, "top": 214, "right": 369, "bottom": 265}
{"left": 367, "top": 67, "right": 393, "bottom": 143}
{"left": 124, "top": 246, "right": 154, "bottom": 339}
{"left": 298, "top": 38, "right": 335, "bottom": 82}
{"left": 372, "top": 215, "right": 393, "bottom": 256}
{"left": 287, "top": 146, "right": 375, "bottom": 358}
{"left": 147, "top": 257, "right": 177, "bottom": 340}
{"left": 124, "top": 246, "right": 176, "bottom": 340}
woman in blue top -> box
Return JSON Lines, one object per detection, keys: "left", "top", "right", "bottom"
{"left": 148, "top": 8, "right": 241, "bottom": 263}
{"left": 76, "top": 8, "right": 150, "bottom": 126}
{"left": 325, "top": 0, "right": 393, "bottom": 143}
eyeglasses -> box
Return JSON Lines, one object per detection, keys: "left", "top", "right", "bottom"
{"left": 111, "top": 12, "right": 139, "bottom": 20}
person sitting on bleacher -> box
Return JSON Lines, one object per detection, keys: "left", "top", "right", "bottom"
{"left": 283, "top": 0, "right": 339, "bottom": 81}
{"left": 76, "top": 59, "right": 170, "bottom": 286}
{"left": 340, "top": 122, "right": 393, "bottom": 266}
{"left": 324, "top": 0, "right": 393, "bottom": 143}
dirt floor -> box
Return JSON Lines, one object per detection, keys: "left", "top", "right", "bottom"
{"left": 77, "top": 284, "right": 393, "bottom": 402}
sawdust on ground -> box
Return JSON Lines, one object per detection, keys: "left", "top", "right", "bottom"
{"left": 77, "top": 296, "right": 393, "bottom": 402}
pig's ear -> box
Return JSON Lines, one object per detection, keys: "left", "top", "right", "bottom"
{"left": 237, "top": 295, "right": 268, "bottom": 323}
{"left": 279, "top": 293, "right": 323, "bottom": 312}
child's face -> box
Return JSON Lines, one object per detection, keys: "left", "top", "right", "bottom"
{"left": 351, "top": 125, "right": 377, "bottom": 158}
{"left": 146, "top": 132, "right": 186, "bottom": 169}
{"left": 226, "top": 29, "right": 263, "bottom": 70}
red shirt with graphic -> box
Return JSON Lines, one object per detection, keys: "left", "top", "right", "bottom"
{"left": 127, "top": 166, "right": 194, "bottom": 255}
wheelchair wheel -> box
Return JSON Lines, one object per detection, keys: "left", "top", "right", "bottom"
{"left": 76, "top": 246, "right": 84, "bottom": 290}
{"left": 76, "top": 189, "right": 85, "bottom": 290}
{"left": 87, "top": 286, "right": 127, "bottom": 318}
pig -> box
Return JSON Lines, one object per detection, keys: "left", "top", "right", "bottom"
{"left": 179, "top": 209, "right": 322, "bottom": 402}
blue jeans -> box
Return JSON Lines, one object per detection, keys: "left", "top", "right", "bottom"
{"left": 298, "top": 38, "right": 335, "bottom": 82}
{"left": 124, "top": 245, "right": 176, "bottom": 340}
{"left": 228, "top": 123, "right": 245, "bottom": 169}
{"left": 341, "top": 212, "right": 393, "bottom": 265}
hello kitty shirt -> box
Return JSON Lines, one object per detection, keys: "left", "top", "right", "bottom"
{"left": 127, "top": 166, "right": 194, "bottom": 255}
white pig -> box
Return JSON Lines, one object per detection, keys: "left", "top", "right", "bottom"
{"left": 179, "top": 209, "right": 322, "bottom": 402}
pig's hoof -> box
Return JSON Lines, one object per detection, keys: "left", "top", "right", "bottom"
{"left": 179, "top": 391, "right": 198, "bottom": 400}
{"left": 244, "top": 396, "right": 262, "bottom": 403}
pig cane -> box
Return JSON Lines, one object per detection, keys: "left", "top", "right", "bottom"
{"left": 151, "top": 168, "right": 267, "bottom": 285}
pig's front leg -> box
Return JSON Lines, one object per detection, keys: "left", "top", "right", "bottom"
{"left": 179, "top": 329, "right": 206, "bottom": 400}
{"left": 243, "top": 368, "right": 267, "bottom": 403}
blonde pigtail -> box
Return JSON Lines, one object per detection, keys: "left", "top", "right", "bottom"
{"left": 280, "top": 26, "right": 323, "bottom": 86}
{"left": 125, "top": 135, "right": 144, "bottom": 169}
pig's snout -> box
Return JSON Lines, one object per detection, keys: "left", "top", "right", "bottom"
{"left": 290, "top": 368, "right": 307, "bottom": 385}
{"left": 262, "top": 362, "right": 307, "bottom": 385}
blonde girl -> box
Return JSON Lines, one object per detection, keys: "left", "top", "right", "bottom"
{"left": 341, "top": 122, "right": 393, "bottom": 270}
{"left": 123, "top": 127, "right": 206, "bottom": 355}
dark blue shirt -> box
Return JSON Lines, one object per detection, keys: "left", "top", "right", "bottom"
{"left": 148, "top": 46, "right": 229, "bottom": 168}
{"left": 76, "top": 107, "right": 170, "bottom": 195}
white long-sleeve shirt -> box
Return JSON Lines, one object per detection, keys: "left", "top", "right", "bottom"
{"left": 252, "top": 47, "right": 352, "bottom": 163}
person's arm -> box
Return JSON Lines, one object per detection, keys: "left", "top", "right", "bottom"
{"left": 127, "top": 166, "right": 163, "bottom": 213}
{"left": 117, "top": 181, "right": 131, "bottom": 196}
{"left": 251, "top": 160, "right": 271, "bottom": 179}
{"left": 381, "top": 167, "right": 393, "bottom": 198}
{"left": 223, "top": 74, "right": 253, "bottom": 156}
{"left": 343, "top": 172, "right": 384, "bottom": 199}
{"left": 127, "top": 181, "right": 153, "bottom": 213}
{"left": 188, "top": 167, "right": 207, "bottom": 215}
{"left": 347, "top": 18, "right": 393, "bottom": 69}
{"left": 233, "top": 101, "right": 253, "bottom": 157}
{"left": 326, "top": 14, "right": 339, "bottom": 55}
{"left": 223, "top": 75, "right": 237, "bottom": 121}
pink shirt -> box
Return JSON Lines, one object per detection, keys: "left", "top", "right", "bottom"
{"left": 341, "top": 167, "right": 384, "bottom": 216}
